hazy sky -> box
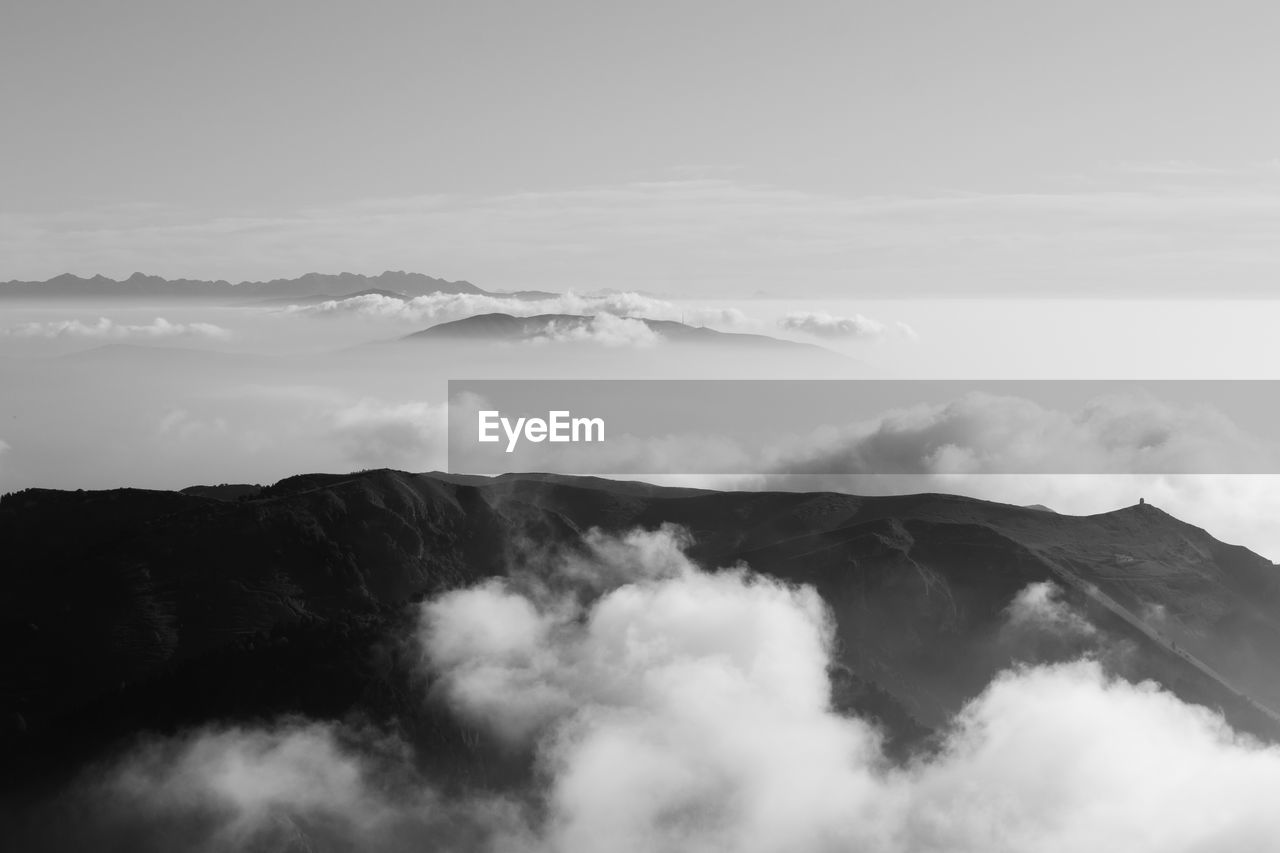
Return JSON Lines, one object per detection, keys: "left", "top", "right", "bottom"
{"left": 4, "top": 1, "right": 1280, "bottom": 293}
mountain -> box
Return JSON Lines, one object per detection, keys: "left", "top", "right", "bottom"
{"left": 3, "top": 470, "right": 1279, "bottom": 792}
{"left": 403, "top": 312, "right": 829, "bottom": 352}
{"left": 0, "top": 271, "right": 486, "bottom": 300}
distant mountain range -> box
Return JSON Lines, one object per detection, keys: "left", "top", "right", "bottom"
{"left": 3, "top": 470, "right": 1279, "bottom": 791}
{"left": 0, "top": 271, "right": 516, "bottom": 300}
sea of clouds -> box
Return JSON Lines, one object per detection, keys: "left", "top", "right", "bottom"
{"left": 5, "top": 317, "right": 231, "bottom": 340}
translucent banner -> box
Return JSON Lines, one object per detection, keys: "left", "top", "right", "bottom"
{"left": 447, "top": 379, "right": 1280, "bottom": 475}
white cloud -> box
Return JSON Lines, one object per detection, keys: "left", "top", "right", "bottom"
{"left": 110, "top": 724, "right": 390, "bottom": 843}
{"left": 86, "top": 721, "right": 529, "bottom": 852}
{"left": 892, "top": 660, "right": 1280, "bottom": 852}
{"left": 749, "top": 393, "right": 1280, "bottom": 558}
{"left": 531, "top": 314, "right": 663, "bottom": 348}
{"left": 6, "top": 317, "right": 231, "bottom": 340}
{"left": 329, "top": 400, "right": 447, "bottom": 469}
{"left": 283, "top": 289, "right": 754, "bottom": 332}
{"left": 953, "top": 474, "right": 1280, "bottom": 564}
{"left": 419, "top": 526, "right": 876, "bottom": 852}
{"left": 416, "top": 526, "right": 1280, "bottom": 853}
{"left": 779, "top": 310, "right": 887, "bottom": 339}
{"left": 770, "top": 392, "right": 1272, "bottom": 476}
{"left": 156, "top": 408, "right": 230, "bottom": 442}
{"left": 1004, "top": 582, "right": 1097, "bottom": 640}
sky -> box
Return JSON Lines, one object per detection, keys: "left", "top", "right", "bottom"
{"left": 5, "top": 0, "right": 1280, "bottom": 294}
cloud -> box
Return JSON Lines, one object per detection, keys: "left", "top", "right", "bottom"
{"left": 109, "top": 723, "right": 393, "bottom": 844}
{"left": 156, "top": 408, "right": 231, "bottom": 442}
{"left": 1003, "top": 582, "right": 1097, "bottom": 640}
{"left": 29, "top": 525, "right": 1280, "bottom": 852}
{"left": 894, "top": 660, "right": 1280, "bottom": 852}
{"left": 65, "top": 721, "right": 529, "bottom": 853}
{"left": 329, "top": 400, "right": 447, "bottom": 468}
{"left": 454, "top": 388, "right": 1280, "bottom": 560}
{"left": 5, "top": 317, "right": 231, "bottom": 340}
{"left": 995, "top": 581, "right": 1109, "bottom": 668}
{"left": 420, "top": 525, "right": 880, "bottom": 852}
{"left": 483, "top": 391, "right": 1273, "bottom": 481}
{"left": 283, "top": 289, "right": 755, "bottom": 332}
{"left": 531, "top": 314, "right": 663, "bottom": 348}
{"left": 422, "top": 527, "right": 1280, "bottom": 853}
{"left": 743, "top": 392, "right": 1280, "bottom": 557}
{"left": 136, "top": 389, "right": 454, "bottom": 484}
{"left": 778, "top": 310, "right": 887, "bottom": 339}
{"left": 770, "top": 392, "right": 1272, "bottom": 476}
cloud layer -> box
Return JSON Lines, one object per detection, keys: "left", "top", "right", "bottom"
{"left": 779, "top": 310, "right": 887, "bottom": 339}
{"left": 283, "top": 289, "right": 754, "bottom": 332}
{"left": 6, "top": 317, "right": 231, "bottom": 339}
{"left": 772, "top": 391, "right": 1272, "bottom": 476}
